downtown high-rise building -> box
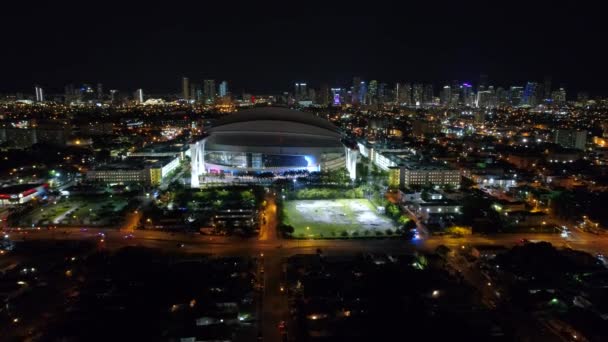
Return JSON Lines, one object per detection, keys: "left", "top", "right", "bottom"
{"left": 34, "top": 86, "right": 44, "bottom": 102}
{"left": 110, "top": 89, "right": 119, "bottom": 105}
{"left": 318, "top": 84, "right": 329, "bottom": 106}
{"left": 134, "top": 89, "right": 144, "bottom": 103}
{"left": 368, "top": 80, "right": 378, "bottom": 104}
{"left": 412, "top": 83, "right": 424, "bottom": 106}
{"left": 64, "top": 84, "right": 76, "bottom": 103}
{"left": 97, "top": 83, "right": 103, "bottom": 100}
{"left": 551, "top": 88, "right": 567, "bottom": 105}
{"left": 496, "top": 87, "right": 508, "bottom": 106}
{"left": 462, "top": 83, "right": 474, "bottom": 107}
{"left": 378, "top": 82, "right": 388, "bottom": 104}
{"left": 331, "top": 88, "right": 342, "bottom": 105}
{"left": 359, "top": 81, "right": 367, "bottom": 105}
{"left": 522, "top": 82, "right": 539, "bottom": 106}
{"left": 295, "top": 83, "right": 307, "bottom": 101}
{"left": 440, "top": 85, "right": 451, "bottom": 107}
{"left": 509, "top": 86, "right": 524, "bottom": 106}
{"left": 182, "top": 77, "right": 190, "bottom": 101}
{"left": 394, "top": 82, "right": 412, "bottom": 105}
{"left": 203, "top": 79, "right": 216, "bottom": 104}
{"left": 219, "top": 81, "right": 229, "bottom": 98}
{"left": 351, "top": 77, "right": 362, "bottom": 105}
{"left": 190, "top": 83, "right": 201, "bottom": 102}
{"left": 543, "top": 75, "right": 552, "bottom": 101}
{"left": 476, "top": 86, "right": 496, "bottom": 108}
{"left": 423, "top": 84, "right": 434, "bottom": 105}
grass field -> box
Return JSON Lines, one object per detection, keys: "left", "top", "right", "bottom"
{"left": 20, "top": 196, "right": 128, "bottom": 226}
{"left": 283, "top": 199, "right": 395, "bottom": 238}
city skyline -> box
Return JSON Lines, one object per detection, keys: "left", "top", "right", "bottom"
{"left": 1, "top": 2, "right": 606, "bottom": 95}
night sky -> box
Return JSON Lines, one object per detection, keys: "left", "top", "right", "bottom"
{"left": 1, "top": 1, "right": 605, "bottom": 95}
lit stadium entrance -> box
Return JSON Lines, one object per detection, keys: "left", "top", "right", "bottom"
{"left": 190, "top": 108, "right": 357, "bottom": 187}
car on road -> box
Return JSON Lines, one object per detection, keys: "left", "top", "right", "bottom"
{"left": 278, "top": 320, "right": 286, "bottom": 330}
{"left": 124, "top": 233, "right": 135, "bottom": 239}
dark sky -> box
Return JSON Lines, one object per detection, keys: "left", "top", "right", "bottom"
{"left": 1, "top": 1, "right": 606, "bottom": 95}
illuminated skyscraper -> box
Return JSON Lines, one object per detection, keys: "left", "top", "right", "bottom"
{"left": 134, "top": 89, "right": 144, "bottom": 103}
{"left": 351, "top": 77, "right": 361, "bottom": 105}
{"left": 359, "top": 81, "right": 367, "bottom": 105}
{"left": 203, "top": 79, "right": 216, "bottom": 104}
{"left": 412, "top": 83, "right": 423, "bottom": 106}
{"left": 476, "top": 86, "right": 496, "bottom": 108}
{"left": 34, "top": 86, "right": 44, "bottom": 102}
{"left": 97, "top": 83, "right": 103, "bottom": 100}
{"left": 543, "top": 75, "right": 552, "bottom": 101}
{"left": 462, "top": 83, "right": 473, "bottom": 106}
{"left": 295, "top": 83, "right": 307, "bottom": 101}
{"left": 551, "top": 88, "right": 567, "bottom": 105}
{"left": 190, "top": 83, "right": 201, "bottom": 102}
{"left": 509, "top": 86, "right": 524, "bottom": 106}
{"left": 318, "top": 84, "right": 329, "bottom": 106}
{"left": 440, "top": 85, "right": 451, "bottom": 107}
{"left": 219, "top": 81, "right": 228, "bottom": 98}
{"left": 331, "top": 88, "right": 342, "bottom": 105}
{"left": 182, "top": 77, "right": 190, "bottom": 101}
{"left": 423, "top": 84, "right": 434, "bottom": 105}
{"left": 110, "top": 89, "right": 119, "bottom": 104}
{"left": 368, "top": 80, "right": 378, "bottom": 104}
{"left": 378, "top": 82, "right": 388, "bottom": 104}
{"left": 522, "top": 82, "right": 538, "bottom": 106}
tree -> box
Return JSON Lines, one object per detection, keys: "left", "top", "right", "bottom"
{"left": 386, "top": 203, "right": 400, "bottom": 219}
{"left": 402, "top": 219, "right": 417, "bottom": 231}
{"left": 278, "top": 224, "right": 294, "bottom": 237}
{"left": 398, "top": 215, "right": 410, "bottom": 224}
{"left": 241, "top": 190, "right": 255, "bottom": 203}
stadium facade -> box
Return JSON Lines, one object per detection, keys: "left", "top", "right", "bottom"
{"left": 191, "top": 107, "right": 357, "bottom": 187}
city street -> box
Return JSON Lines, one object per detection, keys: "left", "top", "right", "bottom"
{"left": 3, "top": 210, "right": 608, "bottom": 342}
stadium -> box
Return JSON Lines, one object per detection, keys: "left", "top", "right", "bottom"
{"left": 190, "top": 107, "right": 358, "bottom": 187}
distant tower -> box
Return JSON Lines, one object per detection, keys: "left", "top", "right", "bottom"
{"left": 219, "top": 81, "right": 228, "bottom": 98}
{"left": 543, "top": 75, "right": 552, "bottom": 101}
{"left": 351, "top": 77, "right": 361, "bottom": 105}
{"left": 440, "top": 85, "right": 451, "bottom": 107}
{"left": 358, "top": 81, "right": 367, "bottom": 105}
{"left": 368, "top": 80, "right": 378, "bottom": 104}
{"left": 182, "top": 77, "right": 190, "bottom": 101}
{"left": 522, "top": 82, "right": 538, "bottom": 106}
{"left": 134, "top": 89, "right": 144, "bottom": 103}
{"left": 34, "top": 86, "right": 44, "bottom": 102}
{"left": 97, "top": 83, "right": 104, "bottom": 100}
{"left": 110, "top": 90, "right": 119, "bottom": 104}
{"left": 462, "top": 83, "right": 473, "bottom": 106}
{"left": 295, "top": 83, "right": 307, "bottom": 101}
{"left": 412, "top": 83, "right": 424, "bottom": 106}
{"left": 423, "top": 84, "right": 434, "bottom": 105}
{"left": 64, "top": 84, "right": 75, "bottom": 103}
{"left": 509, "top": 86, "right": 524, "bottom": 106}
{"left": 319, "top": 83, "right": 329, "bottom": 106}
{"left": 203, "top": 79, "right": 216, "bottom": 104}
